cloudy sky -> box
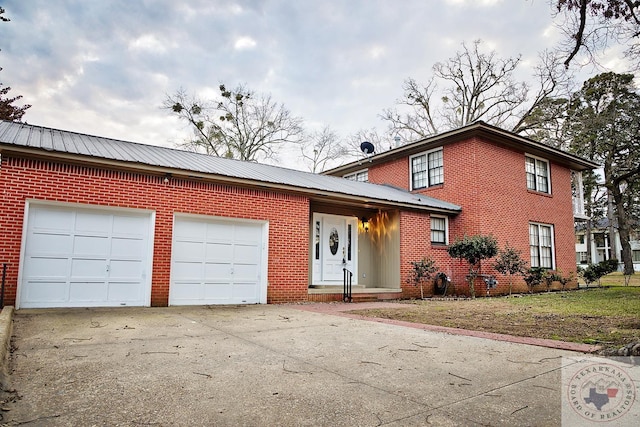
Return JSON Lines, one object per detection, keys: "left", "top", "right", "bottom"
{"left": 0, "top": 0, "right": 630, "bottom": 169}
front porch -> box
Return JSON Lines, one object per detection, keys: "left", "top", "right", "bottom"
{"left": 307, "top": 285, "right": 403, "bottom": 303}
{"left": 308, "top": 207, "right": 405, "bottom": 301}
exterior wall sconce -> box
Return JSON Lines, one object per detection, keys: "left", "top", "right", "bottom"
{"left": 361, "top": 217, "right": 370, "bottom": 232}
{"left": 164, "top": 173, "right": 172, "bottom": 184}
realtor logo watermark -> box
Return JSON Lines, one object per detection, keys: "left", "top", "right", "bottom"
{"left": 562, "top": 356, "right": 639, "bottom": 426}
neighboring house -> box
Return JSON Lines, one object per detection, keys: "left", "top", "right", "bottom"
{"left": 0, "top": 120, "right": 596, "bottom": 309}
{"left": 326, "top": 121, "right": 598, "bottom": 295}
{"left": 575, "top": 219, "right": 640, "bottom": 272}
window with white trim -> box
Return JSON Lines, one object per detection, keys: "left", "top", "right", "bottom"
{"left": 577, "top": 251, "right": 588, "bottom": 264}
{"left": 430, "top": 215, "right": 447, "bottom": 245}
{"left": 525, "top": 155, "right": 550, "bottom": 193}
{"left": 344, "top": 169, "right": 368, "bottom": 182}
{"left": 530, "top": 223, "right": 554, "bottom": 268}
{"left": 410, "top": 148, "right": 443, "bottom": 190}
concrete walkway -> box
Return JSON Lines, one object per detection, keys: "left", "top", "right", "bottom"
{"left": 1, "top": 304, "right": 591, "bottom": 426}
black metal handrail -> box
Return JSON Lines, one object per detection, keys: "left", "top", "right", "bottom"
{"left": 343, "top": 268, "right": 353, "bottom": 303}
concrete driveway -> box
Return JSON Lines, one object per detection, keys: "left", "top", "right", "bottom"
{"left": 3, "top": 304, "right": 583, "bottom": 426}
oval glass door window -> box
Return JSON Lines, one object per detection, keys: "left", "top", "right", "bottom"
{"left": 329, "top": 228, "right": 339, "bottom": 255}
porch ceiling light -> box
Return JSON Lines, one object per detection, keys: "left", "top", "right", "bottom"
{"left": 361, "top": 216, "right": 370, "bottom": 232}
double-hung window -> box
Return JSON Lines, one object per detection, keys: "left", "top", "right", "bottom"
{"left": 344, "top": 169, "right": 368, "bottom": 182}
{"left": 530, "top": 223, "right": 554, "bottom": 268}
{"left": 410, "top": 148, "right": 443, "bottom": 190}
{"left": 430, "top": 216, "right": 447, "bottom": 245}
{"left": 525, "top": 155, "right": 550, "bottom": 193}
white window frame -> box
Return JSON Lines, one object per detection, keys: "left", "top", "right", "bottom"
{"left": 525, "top": 154, "right": 551, "bottom": 194}
{"left": 344, "top": 169, "right": 368, "bottom": 182}
{"left": 409, "top": 147, "right": 444, "bottom": 191}
{"left": 577, "top": 251, "right": 588, "bottom": 264}
{"left": 430, "top": 215, "right": 448, "bottom": 245}
{"left": 529, "top": 222, "right": 555, "bottom": 269}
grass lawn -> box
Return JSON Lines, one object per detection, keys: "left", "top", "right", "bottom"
{"left": 350, "top": 275, "right": 640, "bottom": 350}
{"left": 597, "top": 271, "right": 640, "bottom": 287}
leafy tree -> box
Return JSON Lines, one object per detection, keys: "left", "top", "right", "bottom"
{"left": 447, "top": 235, "right": 498, "bottom": 298}
{"left": 299, "top": 126, "right": 348, "bottom": 173}
{"left": 0, "top": 7, "right": 30, "bottom": 122}
{"left": 406, "top": 257, "right": 439, "bottom": 299}
{"left": 554, "top": 1, "right": 640, "bottom": 68}
{"left": 564, "top": 72, "right": 640, "bottom": 276}
{"left": 164, "top": 84, "right": 303, "bottom": 162}
{"left": 494, "top": 244, "right": 528, "bottom": 295}
{"left": 381, "top": 41, "right": 569, "bottom": 141}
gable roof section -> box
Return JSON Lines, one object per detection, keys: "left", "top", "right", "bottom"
{"left": 0, "top": 120, "right": 460, "bottom": 214}
{"left": 324, "top": 121, "right": 600, "bottom": 176}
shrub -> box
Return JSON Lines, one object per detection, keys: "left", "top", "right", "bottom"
{"left": 448, "top": 235, "right": 498, "bottom": 298}
{"left": 524, "top": 267, "right": 547, "bottom": 293}
{"left": 407, "top": 257, "right": 438, "bottom": 299}
{"left": 494, "top": 245, "right": 527, "bottom": 295}
{"left": 582, "top": 259, "right": 619, "bottom": 287}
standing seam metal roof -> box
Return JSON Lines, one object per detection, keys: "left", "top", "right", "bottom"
{"left": 0, "top": 121, "right": 461, "bottom": 213}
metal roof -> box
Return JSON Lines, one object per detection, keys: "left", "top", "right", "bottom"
{"left": 0, "top": 120, "right": 461, "bottom": 213}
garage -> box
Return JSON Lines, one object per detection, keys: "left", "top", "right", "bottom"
{"left": 18, "top": 203, "right": 154, "bottom": 309}
{"left": 170, "top": 215, "right": 267, "bottom": 305}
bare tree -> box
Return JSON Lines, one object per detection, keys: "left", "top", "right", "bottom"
{"left": 299, "top": 126, "right": 348, "bottom": 173}
{"left": 512, "top": 50, "right": 574, "bottom": 135}
{"left": 380, "top": 78, "right": 440, "bottom": 141}
{"left": 554, "top": 0, "right": 640, "bottom": 68}
{"left": 382, "top": 41, "right": 566, "bottom": 141}
{"left": 164, "top": 84, "right": 303, "bottom": 162}
{"left": 345, "top": 127, "right": 392, "bottom": 160}
{"left": 433, "top": 40, "right": 527, "bottom": 129}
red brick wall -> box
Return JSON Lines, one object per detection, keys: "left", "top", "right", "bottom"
{"left": 0, "top": 157, "right": 310, "bottom": 306}
{"left": 369, "top": 137, "right": 579, "bottom": 295}
{"left": 399, "top": 211, "right": 459, "bottom": 298}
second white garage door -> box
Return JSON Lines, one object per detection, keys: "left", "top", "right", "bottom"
{"left": 170, "top": 215, "right": 267, "bottom": 305}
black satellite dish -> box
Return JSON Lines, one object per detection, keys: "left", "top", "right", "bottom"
{"left": 360, "top": 141, "right": 375, "bottom": 155}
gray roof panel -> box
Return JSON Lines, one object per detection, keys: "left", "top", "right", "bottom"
{"left": 0, "top": 120, "right": 461, "bottom": 213}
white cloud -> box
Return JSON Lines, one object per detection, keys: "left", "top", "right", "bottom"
{"left": 128, "top": 34, "right": 167, "bottom": 53}
{"left": 234, "top": 36, "right": 257, "bottom": 50}
{"left": 444, "top": 0, "right": 502, "bottom": 6}
{"left": 368, "top": 45, "right": 386, "bottom": 60}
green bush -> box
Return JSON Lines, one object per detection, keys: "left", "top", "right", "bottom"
{"left": 524, "top": 267, "right": 547, "bottom": 293}
{"left": 581, "top": 259, "right": 619, "bottom": 287}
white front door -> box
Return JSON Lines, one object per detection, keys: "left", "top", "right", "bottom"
{"left": 312, "top": 214, "right": 357, "bottom": 284}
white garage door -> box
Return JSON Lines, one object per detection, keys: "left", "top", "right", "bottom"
{"left": 170, "top": 216, "right": 266, "bottom": 305}
{"left": 19, "top": 204, "right": 153, "bottom": 308}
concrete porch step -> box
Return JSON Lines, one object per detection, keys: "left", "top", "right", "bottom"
{"left": 307, "top": 287, "right": 403, "bottom": 303}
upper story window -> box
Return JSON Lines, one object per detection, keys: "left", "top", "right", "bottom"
{"left": 410, "top": 148, "right": 443, "bottom": 190}
{"left": 530, "top": 222, "right": 554, "bottom": 268}
{"left": 344, "top": 169, "right": 368, "bottom": 182}
{"left": 430, "top": 215, "right": 448, "bottom": 245}
{"left": 525, "top": 155, "right": 550, "bottom": 194}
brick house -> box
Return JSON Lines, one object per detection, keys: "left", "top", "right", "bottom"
{"left": 325, "top": 121, "right": 598, "bottom": 295}
{"left": 0, "top": 120, "right": 595, "bottom": 308}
